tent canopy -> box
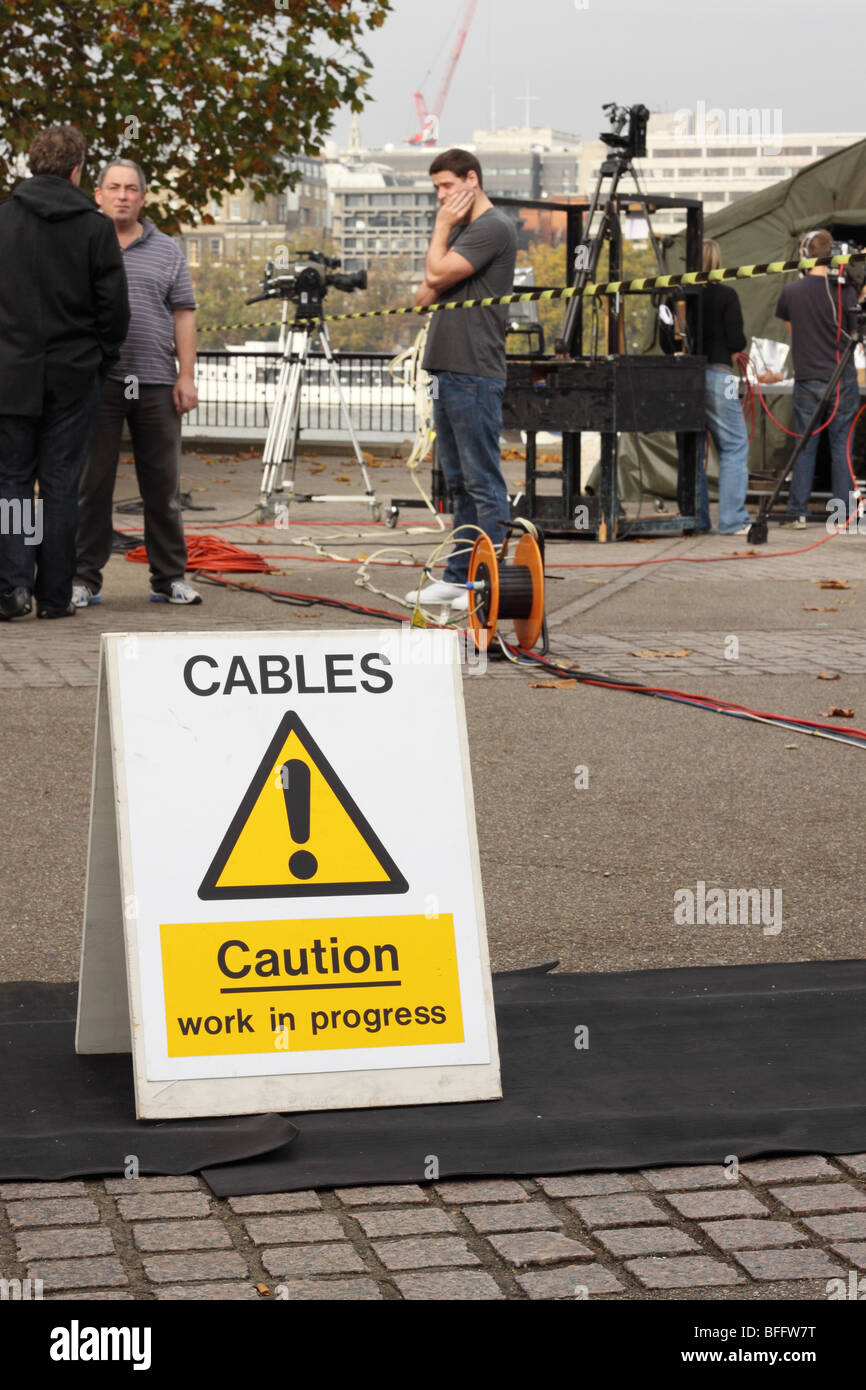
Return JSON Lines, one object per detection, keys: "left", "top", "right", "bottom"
{"left": 610, "top": 138, "right": 866, "bottom": 501}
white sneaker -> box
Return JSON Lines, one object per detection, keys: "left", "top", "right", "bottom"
{"left": 71, "top": 582, "right": 100, "bottom": 608}
{"left": 405, "top": 580, "right": 466, "bottom": 605}
{"left": 150, "top": 580, "right": 202, "bottom": 605}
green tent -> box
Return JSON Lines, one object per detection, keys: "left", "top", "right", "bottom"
{"left": 614, "top": 137, "right": 866, "bottom": 502}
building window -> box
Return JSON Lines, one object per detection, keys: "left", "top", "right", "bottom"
{"left": 209, "top": 237, "right": 222, "bottom": 257}
{"left": 186, "top": 238, "right": 199, "bottom": 265}
{"left": 229, "top": 198, "right": 242, "bottom": 221}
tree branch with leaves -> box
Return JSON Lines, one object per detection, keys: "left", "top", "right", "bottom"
{"left": 0, "top": 0, "right": 391, "bottom": 232}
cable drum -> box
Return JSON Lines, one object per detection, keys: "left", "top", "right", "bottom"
{"left": 467, "top": 521, "right": 546, "bottom": 652}
{"left": 498, "top": 565, "right": 534, "bottom": 619}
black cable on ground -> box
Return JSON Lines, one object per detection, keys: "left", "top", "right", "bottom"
{"left": 193, "top": 572, "right": 866, "bottom": 751}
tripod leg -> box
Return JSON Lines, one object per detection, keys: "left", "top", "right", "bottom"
{"left": 258, "top": 331, "right": 307, "bottom": 520}
{"left": 318, "top": 324, "right": 379, "bottom": 516}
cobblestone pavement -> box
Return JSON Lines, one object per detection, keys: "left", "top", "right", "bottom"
{"left": 2, "top": 1157, "right": 866, "bottom": 1301}
{"left": 4, "top": 627, "right": 866, "bottom": 689}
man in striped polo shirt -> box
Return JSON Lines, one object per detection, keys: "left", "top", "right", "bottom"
{"left": 74, "top": 159, "right": 202, "bottom": 606}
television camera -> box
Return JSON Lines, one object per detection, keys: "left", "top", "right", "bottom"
{"left": 246, "top": 251, "right": 367, "bottom": 321}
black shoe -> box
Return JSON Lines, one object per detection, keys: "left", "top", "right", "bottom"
{"left": 0, "top": 586, "right": 32, "bottom": 620}
{"left": 36, "top": 603, "right": 76, "bottom": 619}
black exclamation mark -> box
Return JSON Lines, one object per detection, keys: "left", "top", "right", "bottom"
{"left": 281, "top": 759, "right": 318, "bottom": 880}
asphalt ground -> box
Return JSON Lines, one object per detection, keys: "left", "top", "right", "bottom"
{"left": 2, "top": 444, "right": 865, "bottom": 980}
{"left": 2, "top": 444, "right": 866, "bottom": 1311}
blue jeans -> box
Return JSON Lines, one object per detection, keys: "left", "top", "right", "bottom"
{"left": 0, "top": 382, "right": 100, "bottom": 609}
{"left": 705, "top": 369, "right": 750, "bottom": 533}
{"left": 432, "top": 371, "right": 509, "bottom": 583}
{"left": 787, "top": 373, "right": 860, "bottom": 518}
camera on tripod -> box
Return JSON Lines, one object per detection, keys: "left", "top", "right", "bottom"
{"left": 600, "top": 102, "right": 649, "bottom": 160}
{"left": 246, "top": 251, "right": 367, "bottom": 319}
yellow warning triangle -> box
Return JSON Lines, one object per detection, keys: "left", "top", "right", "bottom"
{"left": 198, "top": 712, "right": 408, "bottom": 899}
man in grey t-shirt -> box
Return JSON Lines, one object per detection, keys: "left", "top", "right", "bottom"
{"left": 406, "top": 149, "right": 517, "bottom": 611}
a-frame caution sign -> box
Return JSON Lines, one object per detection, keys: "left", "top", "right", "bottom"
{"left": 198, "top": 711, "right": 409, "bottom": 899}
{"left": 77, "top": 630, "right": 500, "bottom": 1120}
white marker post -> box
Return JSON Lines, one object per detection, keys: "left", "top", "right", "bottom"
{"left": 76, "top": 629, "right": 500, "bottom": 1119}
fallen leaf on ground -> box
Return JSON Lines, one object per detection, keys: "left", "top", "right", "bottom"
{"left": 804, "top": 605, "right": 838, "bottom": 612}
{"left": 529, "top": 678, "right": 578, "bottom": 689}
{"left": 785, "top": 744, "right": 798, "bottom": 749}
{"left": 813, "top": 578, "right": 851, "bottom": 589}
{"left": 310, "top": 465, "right": 326, "bottom": 474}
{"left": 630, "top": 648, "right": 692, "bottom": 659}
{"left": 333, "top": 475, "right": 350, "bottom": 482}
{"left": 822, "top": 706, "right": 854, "bottom": 717}
{"left": 817, "top": 671, "right": 841, "bottom": 680}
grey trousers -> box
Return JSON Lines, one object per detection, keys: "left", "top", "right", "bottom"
{"left": 75, "top": 379, "right": 188, "bottom": 594}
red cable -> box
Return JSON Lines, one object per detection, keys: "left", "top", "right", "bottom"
{"left": 125, "top": 535, "right": 273, "bottom": 573}
{"left": 754, "top": 373, "right": 839, "bottom": 437}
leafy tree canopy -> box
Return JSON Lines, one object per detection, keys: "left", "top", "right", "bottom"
{"left": 0, "top": 0, "right": 391, "bottom": 231}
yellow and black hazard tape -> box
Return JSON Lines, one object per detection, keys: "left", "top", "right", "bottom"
{"left": 200, "top": 253, "right": 866, "bottom": 332}
{"left": 321, "top": 252, "right": 866, "bottom": 323}
{"left": 201, "top": 320, "right": 285, "bottom": 332}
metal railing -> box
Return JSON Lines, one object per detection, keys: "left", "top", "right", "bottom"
{"left": 185, "top": 349, "right": 417, "bottom": 439}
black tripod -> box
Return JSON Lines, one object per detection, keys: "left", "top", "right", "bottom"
{"left": 560, "top": 103, "right": 691, "bottom": 355}
{"left": 747, "top": 304, "right": 865, "bottom": 544}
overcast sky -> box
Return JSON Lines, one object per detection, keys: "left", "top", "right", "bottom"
{"left": 334, "top": 0, "right": 865, "bottom": 151}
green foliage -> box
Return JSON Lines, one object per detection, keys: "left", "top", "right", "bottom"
{"left": 327, "top": 257, "right": 419, "bottom": 354}
{"left": 519, "top": 236, "right": 666, "bottom": 355}
{"left": 191, "top": 251, "right": 280, "bottom": 349}
{"left": 0, "top": 0, "right": 391, "bottom": 232}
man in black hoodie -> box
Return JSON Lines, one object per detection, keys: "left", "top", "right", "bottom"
{"left": 0, "top": 125, "right": 130, "bottom": 619}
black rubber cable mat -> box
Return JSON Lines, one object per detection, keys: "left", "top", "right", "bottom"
{"left": 201, "top": 959, "right": 866, "bottom": 1195}
{"left": 0, "top": 983, "right": 297, "bottom": 1180}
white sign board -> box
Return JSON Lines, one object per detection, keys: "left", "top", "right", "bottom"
{"left": 76, "top": 629, "right": 500, "bottom": 1120}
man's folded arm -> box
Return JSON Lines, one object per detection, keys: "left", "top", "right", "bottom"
{"left": 424, "top": 248, "right": 477, "bottom": 295}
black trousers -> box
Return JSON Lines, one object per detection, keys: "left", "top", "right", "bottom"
{"left": 75, "top": 379, "right": 187, "bottom": 593}
{"left": 0, "top": 380, "right": 99, "bottom": 609}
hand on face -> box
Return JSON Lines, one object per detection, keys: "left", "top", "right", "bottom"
{"left": 437, "top": 184, "right": 475, "bottom": 229}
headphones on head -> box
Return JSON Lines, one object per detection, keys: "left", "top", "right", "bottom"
{"left": 799, "top": 230, "right": 821, "bottom": 259}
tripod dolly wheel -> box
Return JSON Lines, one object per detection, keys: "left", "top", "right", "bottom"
{"left": 369, "top": 502, "right": 382, "bottom": 523}
{"left": 385, "top": 506, "right": 399, "bottom": 529}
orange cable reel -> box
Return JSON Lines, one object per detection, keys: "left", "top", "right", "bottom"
{"left": 467, "top": 519, "right": 546, "bottom": 653}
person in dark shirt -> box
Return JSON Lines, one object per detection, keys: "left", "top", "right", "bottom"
{"left": 405, "top": 148, "right": 517, "bottom": 611}
{"left": 775, "top": 228, "right": 862, "bottom": 528}
{"left": 0, "top": 126, "right": 129, "bottom": 619}
{"left": 697, "top": 240, "right": 750, "bottom": 534}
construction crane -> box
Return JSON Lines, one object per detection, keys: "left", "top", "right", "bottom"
{"left": 407, "top": 0, "right": 478, "bottom": 146}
